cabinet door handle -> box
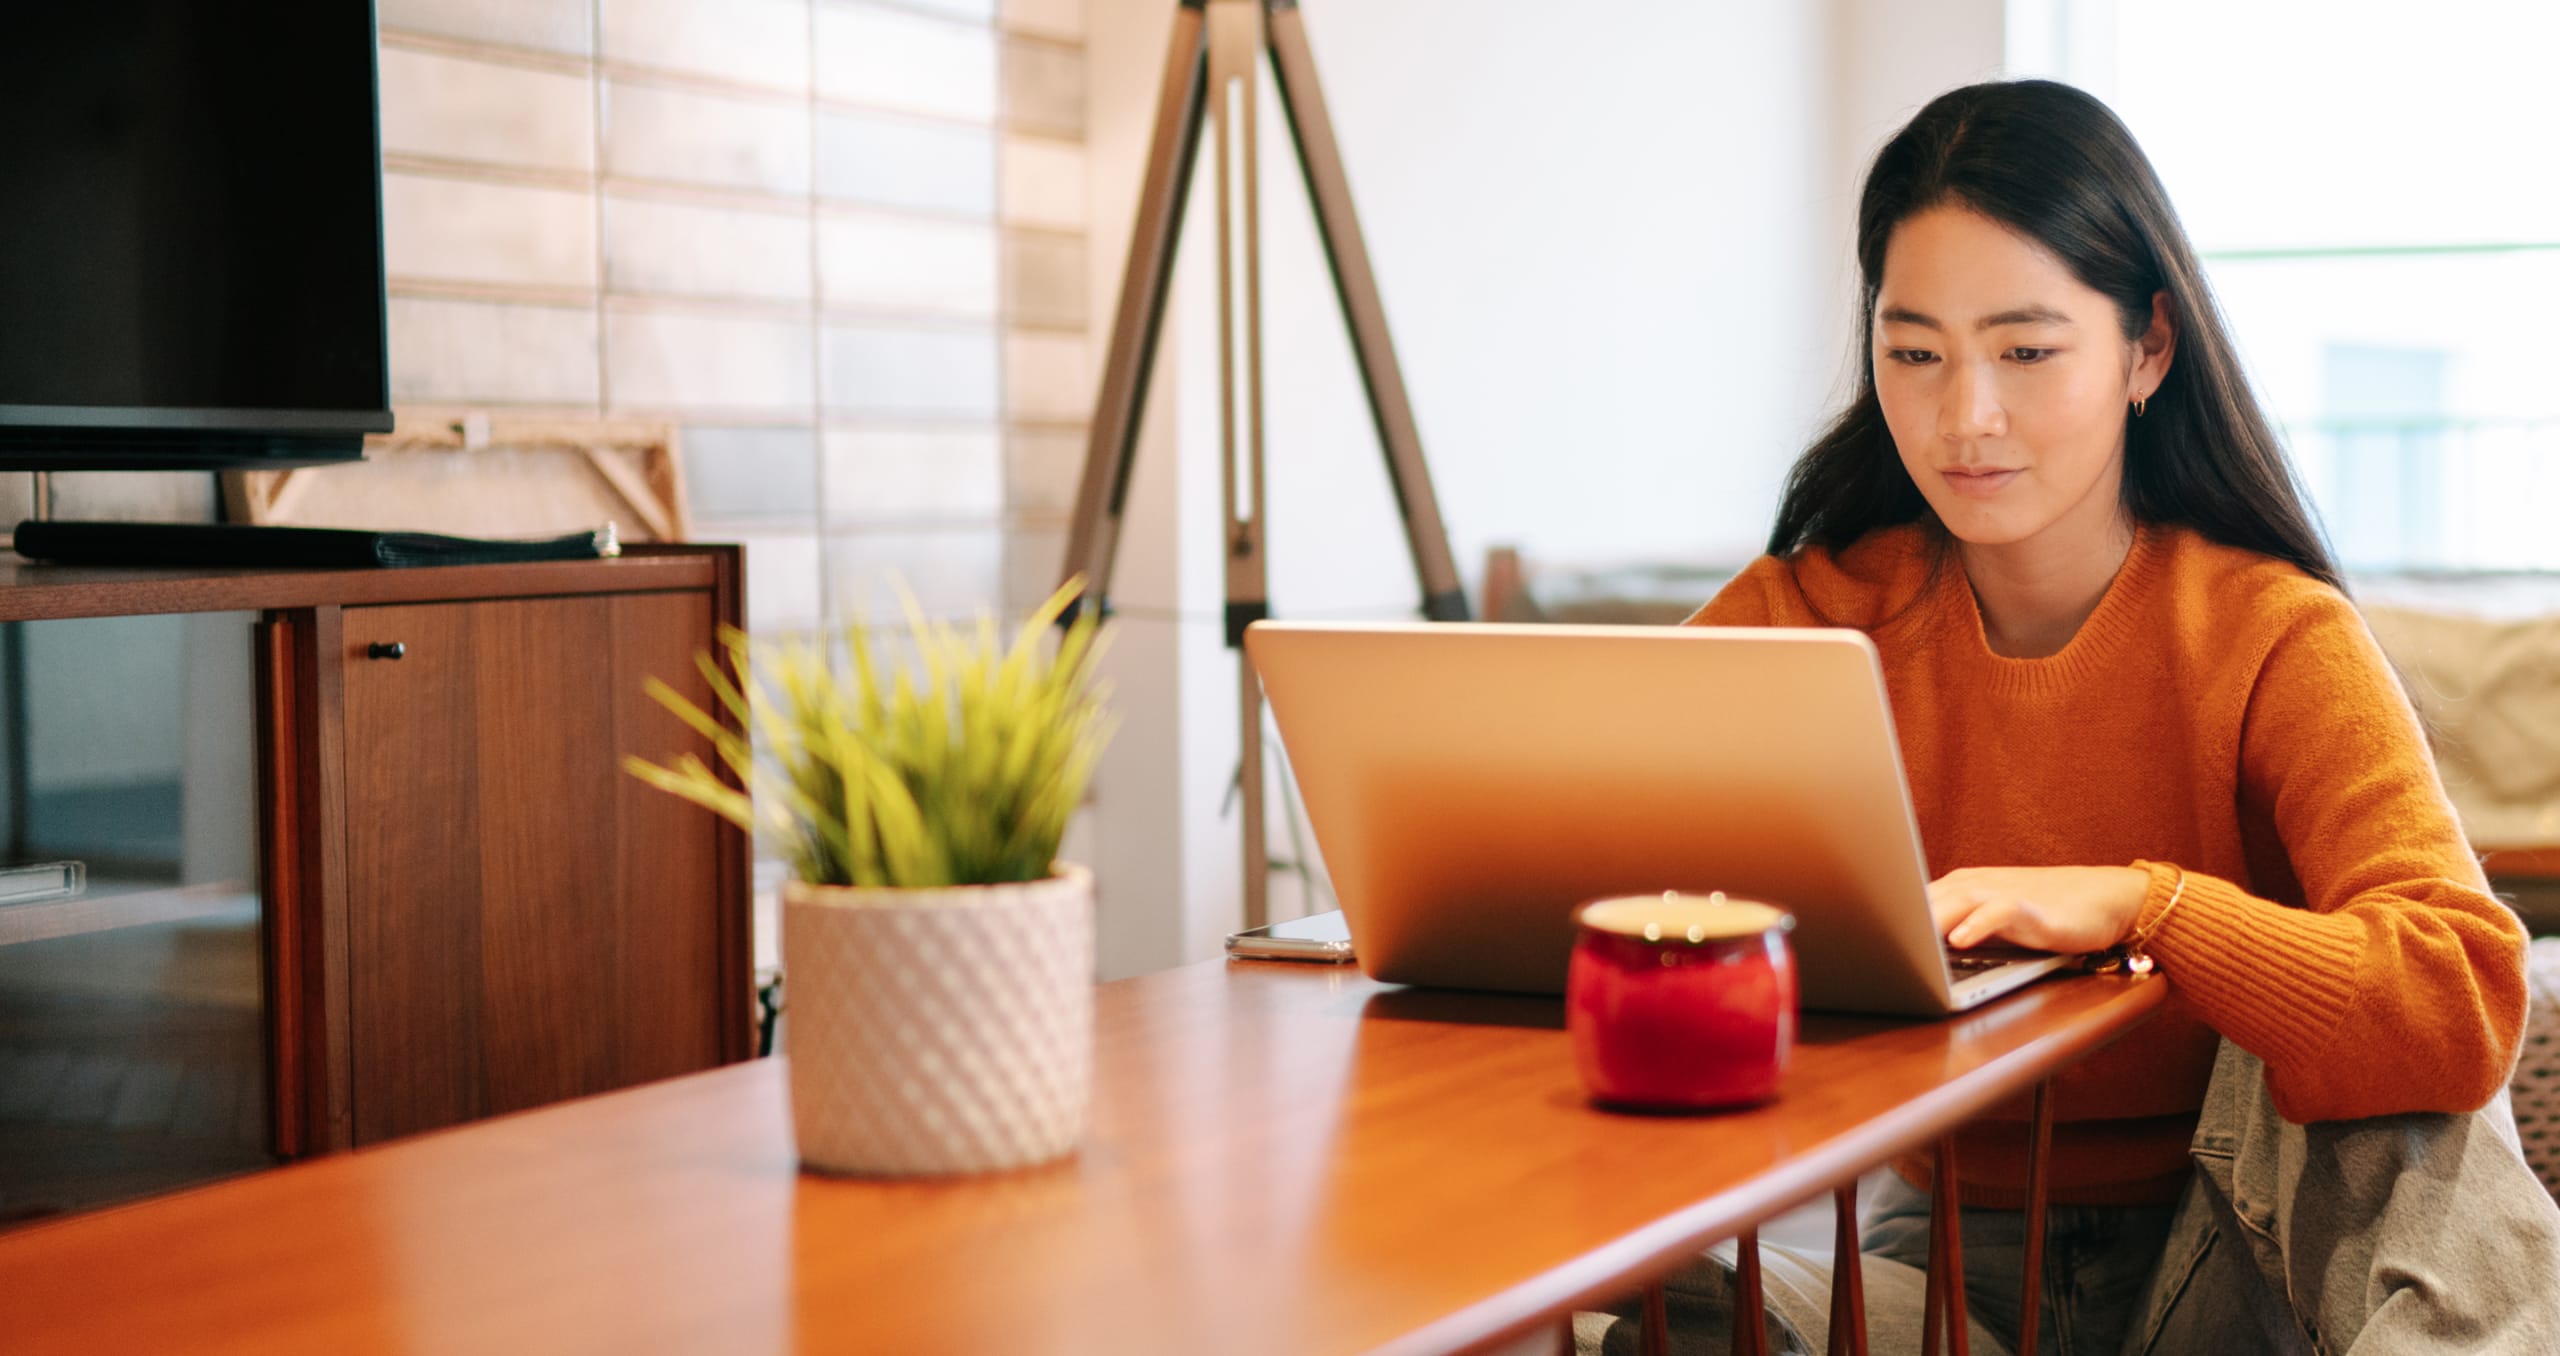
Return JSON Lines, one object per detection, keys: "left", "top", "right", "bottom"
{"left": 367, "top": 641, "right": 407, "bottom": 661}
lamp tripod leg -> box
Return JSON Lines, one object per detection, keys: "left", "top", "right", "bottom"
{"left": 1059, "top": 4, "right": 1210, "bottom": 621}
{"left": 1060, "top": 0, "right": 1471, "bottom": 934}
{"left": 1263, "top": 0, "right": 1469, "bottom": 621}
{"left": 1207, "top": 0, "right": 1272, "bottom": 930}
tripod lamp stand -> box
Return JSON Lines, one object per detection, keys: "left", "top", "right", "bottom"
{"left": 1057, "top": 0, "right": 1469, "bottom": 929}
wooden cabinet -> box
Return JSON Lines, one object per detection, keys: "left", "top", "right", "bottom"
{"left": 340, "top": 592, "right": 728, "bottom": 1145}
{"left": 0, "top": 547, "right": 750, "bottom": 1161}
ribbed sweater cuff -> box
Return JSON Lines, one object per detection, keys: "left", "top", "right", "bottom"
{"left": 2130, "top": 859, "right": 2362, "bottom": 1072}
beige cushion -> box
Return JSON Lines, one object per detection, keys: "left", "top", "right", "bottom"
{"left": 2360, "top": 588, "right": 2560, "bottom": 851}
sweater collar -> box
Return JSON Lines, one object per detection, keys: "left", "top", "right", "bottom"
{"left": 1917, "top": 520, "right": 2172, "bottom": 698}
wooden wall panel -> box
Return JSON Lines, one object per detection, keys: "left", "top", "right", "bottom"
{"left": 339, "top": 585, "right": 732, "bottom": 1143}
{"left": 609, "top": 590, "right": 725, "bottom": 1083}
{"left": 468, "top": 596, "right": 622, "bottom": 1116}
{"left": 341, "top": 603, "right": 487, "bottom": 1144}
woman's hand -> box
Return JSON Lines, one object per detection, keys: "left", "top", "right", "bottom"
{"left": 1930, "top": 865, "right": 2151, "bottom": 954}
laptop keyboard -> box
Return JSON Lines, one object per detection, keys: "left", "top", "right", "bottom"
{"left": 1946, "top": 952, "right": 2021, "bottom": 975}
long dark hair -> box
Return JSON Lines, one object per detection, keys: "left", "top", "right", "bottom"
{"left": 1769, "top": 80, "right": 2343, "bottom": 592}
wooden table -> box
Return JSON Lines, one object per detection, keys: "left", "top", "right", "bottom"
{"left": 0, "top": 959, "right": 2164, "bottom": 1356}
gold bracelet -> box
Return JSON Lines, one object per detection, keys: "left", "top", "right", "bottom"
{"left": 2120, "top": 865, "right": 2188, "bottom": 977}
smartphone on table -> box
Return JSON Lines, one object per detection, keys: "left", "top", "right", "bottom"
{"left": 1223, "top": 910, "right": 1356, "bottom": 964}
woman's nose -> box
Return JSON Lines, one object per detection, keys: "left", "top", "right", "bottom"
{"left": 1940, "top": 361, "right": 2007, "bottom": 441}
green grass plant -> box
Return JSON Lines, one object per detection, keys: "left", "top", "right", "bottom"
{"left": 626, "top": 579, "right": 1113, "bottom": 888}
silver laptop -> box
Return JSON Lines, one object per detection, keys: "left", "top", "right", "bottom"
{"left": 1242, "top": 621, "right": 2071, "bottom": 1016}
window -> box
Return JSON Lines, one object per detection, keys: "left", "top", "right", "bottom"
{"left": 2011, "top": 0, "right": 2560, "bottom": 571}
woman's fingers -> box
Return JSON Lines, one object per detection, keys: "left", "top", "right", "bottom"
{"left": 1927, "top": 875, "right": 1990, "bottom": 936}
{"left": 1948, "top": 896, "right": 2024, "bottom": 949}
{"left": 1928, "top": 865, "right": 2152, "bottom": 954}
{"left": 1929, "top": 871, "right": 2024, "bottom": 948}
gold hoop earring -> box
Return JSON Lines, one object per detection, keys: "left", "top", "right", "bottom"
{"left": 2133, "top": 394, "right": 2148, "bottom": 418}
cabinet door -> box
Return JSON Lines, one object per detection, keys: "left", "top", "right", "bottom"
{"left": 341, "top": 592, "right": 725, "bottom": 1145}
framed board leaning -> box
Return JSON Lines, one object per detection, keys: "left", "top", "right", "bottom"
{"left": 221, "top": 411, "right": 691, "bottom": 543}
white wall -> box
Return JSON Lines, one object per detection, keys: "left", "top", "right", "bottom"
{"left": 1831, "top": 0, "right": 2009, "bottom": 398}
{"left": 1251, "top": 2, "right": 1842, "bottom": 607}
{"left": 1076, "top": 0, "right": 2008, "bottom": 974}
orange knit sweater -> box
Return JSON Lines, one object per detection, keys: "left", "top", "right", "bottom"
{"left": 1689, "top": 521, "right": 2528, "bottom": 1207}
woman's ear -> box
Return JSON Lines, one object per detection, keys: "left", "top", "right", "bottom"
{"left": 2134, "top": 290, "right": 2177, "bottom": 398}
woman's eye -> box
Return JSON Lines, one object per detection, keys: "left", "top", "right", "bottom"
{"left": 1887, "top": 349, "right": 1938, "bottom": 366}
{"left": 2008, "top": 347, "right": 2054, "bottom": 363}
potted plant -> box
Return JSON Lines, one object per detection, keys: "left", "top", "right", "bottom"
{"left": 626, "top": 580, "right": 1113, "bottom": 1176}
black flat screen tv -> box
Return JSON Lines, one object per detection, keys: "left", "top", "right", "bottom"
{"left": 0, "top": 2, "right": 392, "bottom": 471}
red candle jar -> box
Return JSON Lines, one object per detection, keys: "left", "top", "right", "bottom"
{"left": 1566, "top": 892, "right": 1797, "bottom": 1111}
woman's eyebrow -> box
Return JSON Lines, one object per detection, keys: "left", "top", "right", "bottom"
{"left": 1877, "top": 303, "right": 2076, "bottom": 331}
{"left": 1980, "top": 305, "right": 2075, "bottom": 329}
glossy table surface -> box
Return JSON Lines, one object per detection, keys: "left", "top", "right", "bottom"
{"left": 0, "top": 959, "right": 2164, "bottom": 1356}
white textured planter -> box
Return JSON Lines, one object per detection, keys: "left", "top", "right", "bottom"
{"left": 781, "top": 863, "right": 1095, "bottom": 1176}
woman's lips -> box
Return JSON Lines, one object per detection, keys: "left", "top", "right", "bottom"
{"left": 1940, "top": 467, "right": 2022, "bottom": 498}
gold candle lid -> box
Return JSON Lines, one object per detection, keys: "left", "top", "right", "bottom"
{"left": 1580, "top": 891, "right": 1789, "bottom": 944}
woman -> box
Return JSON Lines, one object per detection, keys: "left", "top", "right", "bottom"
{"left": 1599, "top": 80, "right": 2530, "bottom": 1355}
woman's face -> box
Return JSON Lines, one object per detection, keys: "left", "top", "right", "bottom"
{"left": 1871, "top": 205, "right": 2172, "bottom": 553}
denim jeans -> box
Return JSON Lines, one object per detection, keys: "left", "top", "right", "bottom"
{"left": 2125, "top": 1041, "right": 2560, "bottom": 1355}
{"left": 1589, "top": 1172, "right": 2173, "bottom": 1356}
